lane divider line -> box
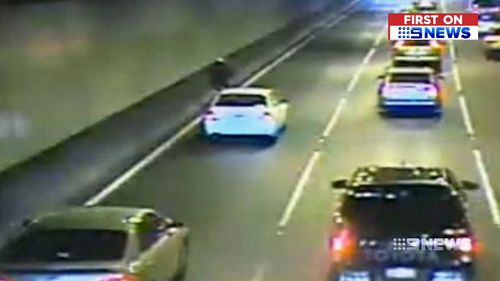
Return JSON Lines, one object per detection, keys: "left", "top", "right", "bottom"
{"left": 458, "top": 96, "right": 475, "bottom": 138}
{"left": 250, "top": 261, "right": 270, "bottom": 281}
{"left": 473, "top": 149, "right": 500, "bottom": 227}
{"left": 276, "top": 25, "right": 386, "bottom": 234}
{"left": 84, "top": 118, "right": 201, "bottom": 206}
{"left": 277, "top": 151, "right": 322, "bottom": 231}
{"left": 84, "top": 1, "right": 361, "bottom": 207}
{"left": 321, "top": 98, "right": 347, "bottom": 138}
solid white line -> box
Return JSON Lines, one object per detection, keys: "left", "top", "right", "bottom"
{"left": 450, "top": 43, "right": 463, "bottom": 93}
{"left": 276, "top": 24, "right": 385, "bottom": 231}
{"left": 473, "top": 149, "right": 500, "bottom": 226}
{"left": 449, "top": 43, "right": 457, "bottom": 62}
{"left": 347, "top": 46, "right": 376, "bottom": 93}
{"left": 374, "top": 28, "right": 387, "bottom": 47}
{"left": 277, "top": 151, "right": 321, "bottom": 229}
{"left": 84, "top": 117, "right": 201, "bottom": 206}
{"left": 458, "top": 95, "right": 475, "bottom": 137}
{"left": 84, "top": 1, "right": 359, "bottom": 206}
{"left": 250, "top": 262, "right": 269, "bottom": 281}
{"left": 321, "top": 98, "right": 347, "bottom": 138}
{"left": 244, "top": 4, "right": 359, "bottom": 86}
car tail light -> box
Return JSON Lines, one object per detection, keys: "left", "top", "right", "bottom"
{"left": 330, "top": 228, "right": 356, "bottom": 261}
{"left": 97, "top": 274, "right": 138, "bottom": 281}
{"left": 203, "top": 110, "right": 218, "bottom": 121}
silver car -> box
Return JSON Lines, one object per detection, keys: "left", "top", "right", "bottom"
{"left": 0, "top": 207, "right": 189, "bottom": 281}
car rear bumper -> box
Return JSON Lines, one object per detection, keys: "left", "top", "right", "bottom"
{"left": 331, "top": 266, "right": 473, "bottom": 281}
{"left": 202, "top": 119, "right": 280, "bottom": 136}
{"left": 380, "top": 100, "right": 442, "bottom": 116}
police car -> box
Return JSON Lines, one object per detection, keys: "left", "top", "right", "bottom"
{"left": 377, "top": 67, "right": 444, "bottom": 117}
{"left": 392, "top": 40, "right": 444, "bottom": 58}
{"left": 483, "top": 24, "right": 500, "bottom": 59}
{"left": 202, "top": 87, "right": 289, "bottom": 142}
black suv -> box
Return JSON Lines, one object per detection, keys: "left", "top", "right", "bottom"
{"left": 329, "top": 166, "right": 480, "bottom": 281}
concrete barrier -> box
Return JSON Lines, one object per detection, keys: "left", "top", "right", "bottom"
{"left": 0, "top": 0, "right": 354, "bottom": 242}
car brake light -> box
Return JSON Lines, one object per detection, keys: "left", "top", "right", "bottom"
{"left": 330, "top": 228, "right": 356, "bottom": 261}
{"left": 98, "top": 274, "right": 138, "bottom": 281}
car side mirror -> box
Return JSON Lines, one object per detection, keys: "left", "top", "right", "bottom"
{"left": 461, "top": 180, "right": 480, "bottom": 190}
{"left": 331, "top": 179, "right": 348, "bottom": 189}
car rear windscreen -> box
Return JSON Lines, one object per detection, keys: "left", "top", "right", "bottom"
{"left": 341, "top": 185, "right": 465, "bottom": 236}
{"left": 403, "top": 40, "right": 430, "bottom": 46}
{"left": 216, "top": 94, "right": 267, "bottom": 107}
{"left": 0, "top": 229, "right": 127, "bottom": 263}
{"left": 393, "top": 60, "right": 437, "bottom": 69}
{"left": 479, "top": 13, "right": 499, "bottom": 21}
{"left": 390, "top": 73, "right": 431, "bottom": 83}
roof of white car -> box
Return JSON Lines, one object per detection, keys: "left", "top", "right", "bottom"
{"left": 387, "top": 67, "right": 435, "bottom": 74}
{"left": 219, "top": 87, "right": 273, "bottom": 96}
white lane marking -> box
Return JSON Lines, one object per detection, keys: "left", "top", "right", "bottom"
{"left": 250, "top": 261, "right": 270, "bottom": 281}
{"left": 347, "top": 48, "right": 376, "bottom": 93}
{"left": 244, "top": 4, "right": 359, "bottom": 86}
{"left": 449, "top": 42, "right": 457, "bottom": 62}
{"left": 458, "top": 96, "right": 475, "bottom": 137}
{"left": 452, "top": 61, "right": 463, "bottom": 92}
{"left": 277, "top": 151, "right": 322, "bottom": 229}
{"left": 321, "top": 98, "right": 347, "bottom": 138}
{"left": 84, "top": 2, "right": 360, "bottom": 206}
{"left": 84, "top": 118, "right": 201, "bottom": 206}
{"left": 374, "top": 28, "right": 386, "bottom": 47}
{"left": 473, "top": 149, "right": 500, "bottom": 227}
{"left": 276, "top": 25, "right": 386, "bottom": 232}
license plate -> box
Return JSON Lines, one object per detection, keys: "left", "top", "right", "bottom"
{"left": 411, "top": 48, "right": 427, "bottom": 55}
{"left": 385, "top": 267, "right": 417, "bottom": 279}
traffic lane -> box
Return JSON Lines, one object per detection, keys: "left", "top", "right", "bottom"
{"left": 260, "top": 40, "right": 500, "bottom": 281}
{"left": 452, "top": 39, "right": 500, "bottom": 280}
{"left": 454, "top": 39, "right": 500, "bottom": 200}
{"left": 95, "top": 10, "right": 387, "bottom": 281}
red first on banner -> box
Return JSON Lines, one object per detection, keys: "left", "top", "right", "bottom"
{"left": 388, "top": 13, "right": 478, "bottom": 26}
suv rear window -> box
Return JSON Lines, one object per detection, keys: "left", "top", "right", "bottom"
{"left": 390, "top": 73, "right": 431, "bottom": 83}
{"left": 216, "top": 94, "right": 267, "bottom": 107}
{"left": 341, "top": 185, "right": 465, "bottom": 235}
{"left": 0, "top": 229, "right": 127, "bottom": 263}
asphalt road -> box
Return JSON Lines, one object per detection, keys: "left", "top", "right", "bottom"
{"left": 86, "top": 1, "right": 500, "bottom": 281}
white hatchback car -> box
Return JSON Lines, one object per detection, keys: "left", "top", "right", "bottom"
{"left": 202, "top": 87, "right": 289, "bottom": 140}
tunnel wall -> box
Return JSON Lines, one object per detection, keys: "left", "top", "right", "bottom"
{"left": 0, "top": 0, "right": 356, "bottom": 243}
{"left": 0, "top": 0, "right": 342, "bottom": 171}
